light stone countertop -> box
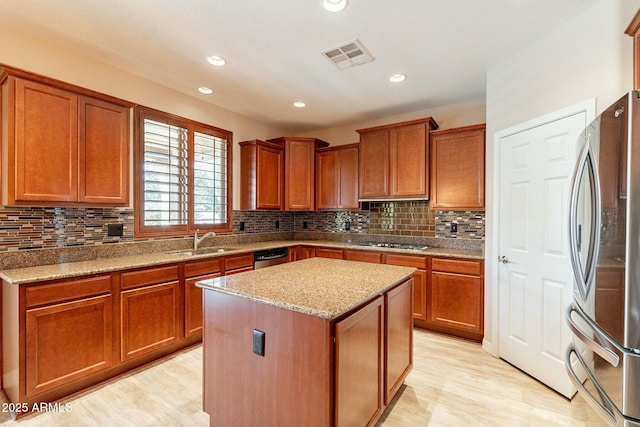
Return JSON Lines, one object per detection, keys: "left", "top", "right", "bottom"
{"left": 195, "top": 257, "right": 416, "bottom": 320}
{"left": 0, "top": 239, "right": 483, "bottom": 285}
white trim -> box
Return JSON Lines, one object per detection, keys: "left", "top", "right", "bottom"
{"left": 484, "top": 98, "right": 596, "bottom": 357}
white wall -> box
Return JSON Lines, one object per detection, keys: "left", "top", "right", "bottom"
{"left": 295, "top": 98, "right": 486, "bottom": 145}
{"left": 0, "top": 26, "right": 289, "bottom": 210}
{"left": 483, "top": 0, "right": 640, "bottom": 353}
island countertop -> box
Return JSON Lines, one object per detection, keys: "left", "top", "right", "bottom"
{"left": 195, "top": 257, "right": 416, "bottom": 320}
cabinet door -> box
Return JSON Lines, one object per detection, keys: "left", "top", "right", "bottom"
{"left": 385, "top": 279, "right": 413, "bottom": 403}
{"left": 430, "top": 125, "right": 485, "bottom": 209}
{"left": 26, "top": 294, "right": 112, "bottom": 396}
{"left": 338, "top": 145, "right": 360, "bottom": 209}
{"left": 257, "top": 144, "right": 284, "bottom": 209}
{"left": 14, "top": 78, "right": 78, "bottom": 202}
{"left": 390, "top": 123, "right": 428, "bottom": 197}
{"left": 335, "top": 296, "right": 384, "bottom": 427}
{"left": 78, "top": 96, "right": 129, "bottom": 204}
{"left": 185, "top": 272, "right": 220, "bottom": 337}
{"left": 429, "top": 271, "right": 483, "bottom": 333}
{"left": 284, "top": 139, "right": 315, "bottom": 210}
{"left": 120, "top": 281, "right": 180, "bottom": 361}
{"left": 297, "top": 246, "right": 316, "bottom": 260}
{"left": 359, "top": 130, "right": 390, "bottom": 198}
{"left": 316, "top": 149, "right": 339, "bottom": 209}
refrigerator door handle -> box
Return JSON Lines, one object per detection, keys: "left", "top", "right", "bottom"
{"left": 568, "top": 135, "right": 602, "bottom": 302}
{"left": 565, "top": 345, "right": 618, "bottom": 427}
{"left": 566, "top": 303, "right": 621, "bottom": 367}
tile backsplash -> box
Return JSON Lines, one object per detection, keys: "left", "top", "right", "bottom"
{"left": 0, "top": 206, "right": 134, "bottom": 251}
{"left": 0, "top": 201, "right": 485, "bottom": 252}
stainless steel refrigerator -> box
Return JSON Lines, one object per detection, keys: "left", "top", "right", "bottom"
{"left": 565, "top": 91, "right": 640, "bottom": 426}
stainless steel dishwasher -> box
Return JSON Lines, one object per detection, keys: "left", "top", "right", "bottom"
{"left": 253, "top": 247, "right": 289, "bottom": 269}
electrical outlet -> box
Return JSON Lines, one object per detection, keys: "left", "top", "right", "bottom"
{"left": 107, "top": 223, "right": 124, "bottom": 236}
{"left": 303, "top": 221, "right": 308, "bottom": 229}
{"left": 275, "top": 220, "right": 279, "bottom": 229}
{"left": 450, "top": 223, "right": 458, "bottom": 233}
{"left": 239, "top": 221, "right": 245, "bottom": 231}
{"left": 253, "top": 329, "right": 265, "bottom": 356}
{"left": 344, "top": 221, "right": 351, "bottom": 231}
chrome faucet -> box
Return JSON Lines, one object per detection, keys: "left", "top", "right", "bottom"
{"left": 194, "top": 229, "right": 216, "bottom": 250}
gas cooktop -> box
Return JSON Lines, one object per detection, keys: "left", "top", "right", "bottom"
{"left": 356, "top": 242, "right": 429, "bottom": 251}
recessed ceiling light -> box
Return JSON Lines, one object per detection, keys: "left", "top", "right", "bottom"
{"left": 293, "top": 101, "right": 306, "bottom": 108}
{"left": 323, "top": 0, "right": 348, "bottom": 12}
{"left": 207, "top": 55, "right": 226, "bottom": 66}
{"left": 389, "top": 74, "right": 407, "bottom": 83}
{"left": 198, "top": 87, "right": 214, "bottom": 94}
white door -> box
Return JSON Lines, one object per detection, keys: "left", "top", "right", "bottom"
{"left": 497, "top": 108, "right": 590, "bottom": 398}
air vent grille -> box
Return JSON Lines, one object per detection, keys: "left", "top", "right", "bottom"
{"left": 322, "top": 39, "right": 374, "bottom": 70}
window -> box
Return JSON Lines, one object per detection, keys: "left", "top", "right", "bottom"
{"left": 134, "top": 107, "right": 232, "bottom": 237}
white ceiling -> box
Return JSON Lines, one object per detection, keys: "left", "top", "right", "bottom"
{"left": 0, "top": 0, "right": 598, "bottom": 133}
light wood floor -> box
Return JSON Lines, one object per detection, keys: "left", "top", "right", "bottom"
{"left": 0, "top": 329, "right": 604, "bottom": 426}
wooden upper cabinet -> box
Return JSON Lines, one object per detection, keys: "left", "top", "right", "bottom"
{"left": 626, "top": 9, "right": 640, "bottom": 89}
{"left": 13, "top": 78, "right": 79, "bottom": 203}
{"left": 359, "top": 130, "right": 390, "bottom": 198}
{"left": 239, "top": 139, "right": 284, "bottom": 210}
{"left": 79, "top": 96, "right": 129, "bottom": 204}
{"left": 357, "top": 117, "right": 438, "bottom": 200}
{"left": 316, "top": 143, "right": 359, "bottom": 210}
{"left": 1, "top": 66, "right": 131, "bottom": 206}
{"left": 267, "top": 136, "right": 329, "bottom": 211}
{"left": 391, "top": 123, "right": 429, "bottom": 197}
{"left": 430, "top": 124, "right": 486, "bottom": 210}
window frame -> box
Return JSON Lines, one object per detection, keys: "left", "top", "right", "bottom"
{"left": 134, "top": 106, "right": 233, "bottom": 238}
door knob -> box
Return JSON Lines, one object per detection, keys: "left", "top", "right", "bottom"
{"left": 498, "top": 255, "right": 513, "bottom": 264}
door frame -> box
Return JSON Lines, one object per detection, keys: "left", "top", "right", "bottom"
{"left": 485, "top": 98, "right": 595, "bottom": 356}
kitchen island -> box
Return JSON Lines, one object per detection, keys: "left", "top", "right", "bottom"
{"left": 196, "top": 258, "right": 415, "bottom": 427}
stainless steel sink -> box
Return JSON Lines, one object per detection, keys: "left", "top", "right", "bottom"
{"left": 168, "top": 247, "right": 238, "bottom": 257}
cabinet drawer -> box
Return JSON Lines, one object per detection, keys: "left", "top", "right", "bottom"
{"left": 120, "top": 265, "right": 179, "bottom": 290}
{"left": 25, "top": 274, "right": 112, "bottom": 308}
{"left": 224, "top": 253, "right": 254, "bottom": 271}
{"left": 431, "top": 258, "right": 482, "bottom": 276}
{"left": 315, "top": 247, "right": 344, "bottom": 259}
{"left": 384, "top": 254, "right": 427, "bottom": 269}
{"left": 185, "top": 258, "right": 223, "bottom": 278}
{"left": 344, "top": 250, "right": 383, "bottom": 264}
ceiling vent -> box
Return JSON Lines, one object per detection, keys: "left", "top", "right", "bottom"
{"left": 322, "top": 39, "right": 374, "bottom": 70}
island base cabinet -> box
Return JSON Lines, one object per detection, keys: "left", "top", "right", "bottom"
{"left": 26, "top": 294, "right": 113, "bottom": 396}
{"left": 335, "top": 296, "right": 384, "bottom": 427}
{"left": 202, "top": 290, "right": 332, "bottom": 427}
{"left": 200, "top": 276, "right": 413, "bottom": 427}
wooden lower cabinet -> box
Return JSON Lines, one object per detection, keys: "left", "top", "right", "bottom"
{"left": 315, "top": 247, "right": 344, "bottom": 259}
{"left": 184, "top": 257, "right": 223, "bottom": 338}
{"left": 223, "top": 252, "right": 254, "bottom": 275}
{"left": 290, "top": 245, "right": 316, "bottom": 261}
{"left": 26, "top": 294, "right": 113, "bottom": 396}
{"left": 344, "top": 249, "right": 383, "bottom": 264}
{"left": 422, "top": 257, "right": 484, "bottom": 341}
{"left": 384, "top": 254, "right": 427, "bottom": 321}
{"left": 595, "top": 267, "right": 624, "bottom": 343}
{"left": 120, "top": 281, "right": 180, "bottom": 361}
